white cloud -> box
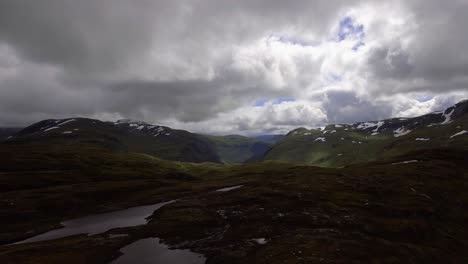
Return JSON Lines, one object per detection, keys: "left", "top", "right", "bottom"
{"left": 161, "top": 100, "right": 327, "bottom": 135}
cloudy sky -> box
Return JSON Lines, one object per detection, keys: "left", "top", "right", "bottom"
{"left": 1, "top": 0, "right": 468, "bottom": 135}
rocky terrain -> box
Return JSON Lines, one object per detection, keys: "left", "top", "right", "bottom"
{"left": 0, "top": 100, "right": 467, "bottom": 263}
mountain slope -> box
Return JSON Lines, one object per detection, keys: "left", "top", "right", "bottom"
{"left": 0, "top": 128, "right": 22, "bottom": 142}
{"left": 261, "top": 100, "right": 468, "bottom": 167}
{"left": 1, "top": 142, "right": 467, "bottom": 263}
{"left": 5, "top": 118, "right": 221, "bottom": 163}
{"left": 205, "top": 135, "right": 272, "bottom": 163}
{"left": 253, "top": 134, "right": 285, "bottom": 145}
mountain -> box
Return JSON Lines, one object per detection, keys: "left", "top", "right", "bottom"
{"left": 2, "top": 100, "right": 467, "bottom": 166}
{"left": 0, "top": 128, "right": 22, "bottom": 142}
{"left": 1, "top": 102, "right": 467, "bottom": 263}
{"left": 253, "top": 134, "right": 285, "bottom": 145}
{"left": 259, "top": 100, "right": 468, "bottom": 167}
{"left": 205, "top": 135, "right": 273, "bottom": 163}
{"left": 4, "top": 118, "right": 221, "bottom": 163}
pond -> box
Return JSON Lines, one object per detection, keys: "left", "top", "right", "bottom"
{"left": 17, "top": 201, "right": 174, "bottom": 244}
{"left": 111, "top": 237, "right": 205, "bottom": 264}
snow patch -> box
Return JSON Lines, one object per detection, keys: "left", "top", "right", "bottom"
{"left": 216, "top": 185, "right": 243, "bottom": 192}
{"left": 44, "top": 126, "right": 59, "bottom": 132}
{"left": 153, "top": 127, "right": 164, "bottom": 133}
{"left": 314, "top": 137, "right": 326, "bottom": 142}
{"left": 58, "top": 119, "right": 76, "bottom": 126}
{"left": 415, "top": 138, "right": 430, "bottom": 141}
{"left": 253, "top": 238, "right": 268, "bottom": 245}
{"left": 62, "top": 131, "right": 73, "bottom": 134}
{"left": 357, "top": 122, "right": 378, "bottom": 130}
{"left": 450, "top": 130, "right": 467, "bottom": 139}
{"left": 394, "top": 127, "right": 411, "bottom": 137}
{"left": 440, "top": 109, "right": 454, "bottom": 125}
{"left": 373, "top": 121, "right": 385, "bottom": 132}
{"left": 392, "top": 160, "right": 418, "bottom": 165}
{"left": 108, "top": 234, "right": 128, "bottom": 239}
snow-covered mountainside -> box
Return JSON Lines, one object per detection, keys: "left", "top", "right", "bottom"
{"left": 260, "top": 100, "right": 468, "bottom": 167}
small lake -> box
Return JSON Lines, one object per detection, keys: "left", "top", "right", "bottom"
{"left": 17, "top": 201, "right": 174, "bottom": 244}
{"left": 15, "top": 199, "right": 206, "bottom": 263}
{"left": 112, "top": 237, "right": 205, "bottom": 264}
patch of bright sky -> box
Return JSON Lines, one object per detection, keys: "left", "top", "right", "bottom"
{"left": 338, "top": 17, "right": 364, "bottom": 41}
{"left": 327, "top": 73, "right": 343, "bottom": 83}
{"left": 416, "top": 95, "right": 434, "bottom": 102}
{"left": 254, "top": 97, "right": 295, "bottom": 107}
{"left": 336, "top": 16, "right": 365, "bottom": 51}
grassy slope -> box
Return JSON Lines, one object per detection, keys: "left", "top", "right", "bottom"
{"left": 264, "top": 114, "right": 468, "bottom": 167}
{"left": 8, "top": 118, "right": 221, "bottom": 163}
{"left": 0, "top": 144, "right": 467, "bottom": 263}
{"left": 205, "top": 135, "right": 271, "bottom": 164}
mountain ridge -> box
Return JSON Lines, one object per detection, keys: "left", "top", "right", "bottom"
{"left": 258, "top": 99, "right": 468, "bottom": 167}
{"left": 2, "top": 99, "right": 467, "bottom": 166}
{"left": 6, "top": 117, "right": 222, "bottom": 163}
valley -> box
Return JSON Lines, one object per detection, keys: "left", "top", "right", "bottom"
{"left": 0, "top": 100, "right": 467, "bottom": 263}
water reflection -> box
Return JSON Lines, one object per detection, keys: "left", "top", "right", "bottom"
{"left": 112, "top": 238, "right": 205, "bottom": 264}
{"left": 17, "top": 201, "right": 174, "bottom": 244}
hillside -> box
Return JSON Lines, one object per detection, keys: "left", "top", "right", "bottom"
{"left": 0, "top": 142, "right": 467, "bottom": 263}
{"left": 261, "top": 100, "right": 468, "bottom": 167}
{"left": 0, "top": 128, "right": 22, "bottom": 142}
{"left": 4, "top": 118, "right": 221, "bottom": 163}
{"left": 205, "top": 135, "right": 278, "bottom": 163}
{"left": 0, "top": 102, "right": 467, "bottom": 263}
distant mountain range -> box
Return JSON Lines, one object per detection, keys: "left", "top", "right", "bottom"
{"left": 260, "top": 99, "right": 468, "bottom": 167}
{"left": 2, "top": 119, "right": 283, "bottom": 164}
{"left": 204, "top": 134, "right": 284, "bottom": 163}
{"left": 4, "top": 118, "right": 221, "bottom": 163}
{"left": 2, "top": 100, "right": 467, "bottom": 166}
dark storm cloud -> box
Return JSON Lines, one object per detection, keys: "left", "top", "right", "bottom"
{"left": 0, "top": 0, "right": 166, "bottom": 74}
{"left": 367, "top": 47, "right": 413, "bottom": 80}
{"left": 322, "top": 90, "right": 393, "bottom": 124}
{"left": 364, "top": 0, "right": 468, "bottom": 93}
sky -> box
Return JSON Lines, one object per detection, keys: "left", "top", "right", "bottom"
{"left": 0, "top": 0, "right": 468, "bottom": 135}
